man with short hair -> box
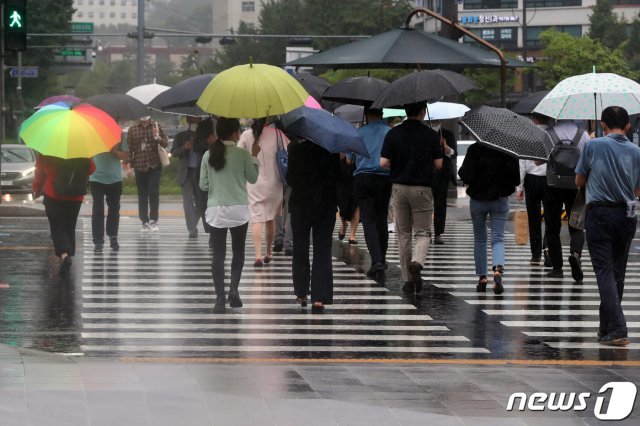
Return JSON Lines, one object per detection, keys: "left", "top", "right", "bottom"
{"left": 576, "top": 106, "right": 640, "bottom": 347}
{"left": 380, "top": 102, "right": 443, "bottom": 293}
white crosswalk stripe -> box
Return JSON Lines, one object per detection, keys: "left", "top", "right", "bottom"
{"left": 80, "top": 218, "right": 489, "bottom": 357}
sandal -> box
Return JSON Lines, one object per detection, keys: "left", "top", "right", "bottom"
{"left": 311, "top": 302, "right": 324, "bottom": 314}
{"left": 476, "top": 275, "right": 487, "bottom": 292}
{"left": 493, "top": 265, "right": 504, "bottom": 295}
{"left": 296, "top": 297, "right": 308, "bottom": 308}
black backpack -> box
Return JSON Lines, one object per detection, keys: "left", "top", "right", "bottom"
{"left": 546, "top": 126, "right": 583, "bottom": 189}
{"left": 53, "top": 158, "right": 90, "bottom": 196}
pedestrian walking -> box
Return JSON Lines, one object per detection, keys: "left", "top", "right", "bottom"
{"left": 127, "top": 116, "right": 169, "bottom": 232}
{"left": 33, "top": 155, "right": 95, "bottom": 277}
{"left": 458, "top": 142, "right": 520, "bottom": 294}
{"left": 380, "top": 101, "right": 443, "bottom": 294}
{"left": 575, "top": 106, "right": 640, "bottom": 347}
{"left": 90, "top": 139, "right": 128, "bottom": 253}
{"left": 515, "top": 159, "right": 549, "bottom": 265}
{"left": 337, "top": 154, "right": 360, "bottom": 244}
{"left": 287, "top": 137, "right": 340, "bottom": 313}
{"left": 273, "top": 185, "right": 293, "bottom": 256}
{"left": 200, "top": 118, "right": 260, "bottom": 313}
{"left": 171, "top": 116, "right": 204, "bottom": 238}
{"left": 427, "top": 120, "right": 457, "bottom": 245}
{"left": 353, "top": 107, "right": 392, "bottom": 278}
{"left": 533, "top": 114, "right": 590, "bottom": 281}
{"left": 238, "top": 119, "right": 290, "bottom": 267}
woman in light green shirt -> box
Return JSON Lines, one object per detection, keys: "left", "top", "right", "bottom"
{"left": 199, "top": 117, "right": 260, "bottom": 313}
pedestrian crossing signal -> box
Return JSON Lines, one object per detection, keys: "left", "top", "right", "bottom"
{"left": 3, "top": 0, "right": 27, "bottom": 52}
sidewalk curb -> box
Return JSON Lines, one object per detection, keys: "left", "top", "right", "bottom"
{"left": 0, "top": 205, "right": 46, "bottom": 217}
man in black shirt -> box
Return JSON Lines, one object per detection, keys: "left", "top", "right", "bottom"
{"left": 380, "top": 102, "right": 443, "bottom": 293}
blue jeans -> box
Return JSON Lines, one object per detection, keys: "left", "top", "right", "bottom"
{"left": 470, "top": 197, "right": 509, "bottom": 276}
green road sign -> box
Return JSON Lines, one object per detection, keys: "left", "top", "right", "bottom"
{"left": 59, "top": 49, "right": 86, "bottom": 57}
{"left": 70, "top": 22, "right": 94, "bottom": 34}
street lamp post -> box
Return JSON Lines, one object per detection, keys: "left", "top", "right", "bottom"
{"left": 136, "top": 0, "right": 144, "bottom": 84}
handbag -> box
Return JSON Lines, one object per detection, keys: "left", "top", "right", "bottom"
{"left": 568, "top": 187, "right": 586, "bottom": 230}
{"left": 514, "top": 209, "right": 529, "bottom": 245}
{"left": 158, "top": 144, "right": 170, "bottom": 167}
{"left": 275, "top": 129, "right": 287, "bottom": 184}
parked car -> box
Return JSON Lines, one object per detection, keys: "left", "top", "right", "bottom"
{"left": 1, "top": 144, "right": 36, "bottom": 193}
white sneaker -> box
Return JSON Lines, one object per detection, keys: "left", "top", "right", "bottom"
{"left": 387, "top": 223, "right": 396, "bottom": 233}
{"left": 149, "top": 221, "right": 159, "bottom": 231}
{"left": 140, "top": 222, "right": 150, "bottom": 232}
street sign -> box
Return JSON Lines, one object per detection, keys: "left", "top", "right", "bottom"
{"left": 9, "top": 67, "right": 38, "bottom": 78}
{"left": 70, "top": 22, "right": 94, "bottom": 34}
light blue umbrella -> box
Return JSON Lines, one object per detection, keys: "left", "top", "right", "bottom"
{"left": 280, "top": 106, "right": 369, "bottom": 158}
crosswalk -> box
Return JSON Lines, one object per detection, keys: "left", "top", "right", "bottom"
{"left": 379, "top": 220, "right": 640, "bottom": 351}
{"left": 80, "top": 217, "right": 489, "bottom": 358}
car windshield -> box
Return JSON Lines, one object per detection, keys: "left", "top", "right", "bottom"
{"left": 1, "top": 146, "right": 34, "bottom": 163}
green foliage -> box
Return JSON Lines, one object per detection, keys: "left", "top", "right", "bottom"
{"left": 460, "top": 67, "right": 516, "bottom": 107}
{"left": 122, "top": 157, "right": 181, "bottom": 195}
{"left": 625, "top": 13, "right": 640, "bottom": 72}
{"left": 588, "top": 0, "right": 627, "bottom": 50}
{"left": 538, "top": 29, "right": 636, "bottom": 88}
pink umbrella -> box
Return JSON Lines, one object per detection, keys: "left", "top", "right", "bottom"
{"left": 36, "top": 95, "right": 81, "bottom": 109}
{"left": 304, "top": 95, "right": 322, "bottom": 110}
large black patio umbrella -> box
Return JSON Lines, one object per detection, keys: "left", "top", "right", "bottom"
{"left": 148, "top": 74, "right": 215, "bottom": 115}
{"left": 82, "top": 94, "right": 149, "bottom": 122}
{"left": 459, "top": 106, "right": 553, "bottom": 161}
{"left": 291, "top": 73, "right": 331, "bottom": 102}
{"left": 511, "top": 91, "right": 550, "bottom": 115}
{"left": 322, "top": 76, "right": 389, "bottom": 106}
{"left": 371, "top": 69, "right": 477, "bottom": 109}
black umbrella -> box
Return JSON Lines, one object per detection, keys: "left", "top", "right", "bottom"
{"left": 148, "top": 74, "right": 215, "bottom": 113}
{"left": 322, "top": 77, "right": 389, "bottom": 106}
{"left": 334, "top": 104, "right": 365, "bottom": 123}
{"left": 371, "top": 69, "right": 477, "bottom": 109}
{"left": 511, "top": 91, "right": 550, "bottom": 115}
{"left": 459, "top": 106, "right": 553, "bottom": 161}
{"left": 291, "top": 73, "right": 331, "bottom": 102}
{"left": 82, "top": 94, "right": 148, "bottom": 122}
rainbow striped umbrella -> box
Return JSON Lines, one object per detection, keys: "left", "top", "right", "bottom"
{"left": 19, "top": 104, "right": 121, "bottom": 159}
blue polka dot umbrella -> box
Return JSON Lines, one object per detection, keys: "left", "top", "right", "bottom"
{"left": 532, "top": 72, "right": 640, "bottom": 120}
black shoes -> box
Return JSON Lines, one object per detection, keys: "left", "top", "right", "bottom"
{"left": 348, "top": 239, "right": 358, "bottom": 245}
{"left": 213, "top": 298, "right": 226, "bottom": 313}
{"left": 296, "top": 297, "right": 308, "bottom": 307}
{"left": 402, "top": 281, "right": 415, "bottom": 294}
{"left": 273, "top": 241, "right": 284, "bottom": 253}
{"left": 546, "top": 269, "right": 564, "bottom": 278}
{"left": 366, "top": 262, "right": 386, "bottom": 278}
{"left": 493, "top": 272, "right": 504, "bottom": 295}
{"left": 311, "top": 303, "right": 324, "bottom": 314}
{"left": 530, "top": 256, "right": 541, "bottom": 265}
{"left": 59, "top": 255, "right": 72, "bottom": 278}
{"left": 94, "top": 244, "right": 103, "bottom": 253}
{"left": 599, "top": 332, "right": 630, "bottom": 347}
{"left": 284, "top": 248, "right": 293, "bottom": 256}
{"left": 188, "top": 231, "right": 198, "bottom": 239}
{"left": 476, "top": 275, "right": 487, "bottom": 292}
{"left": 433, "top": 234, "right": 444, "bottom": 245}
{"left": 569, "top": 253, "right": 583, "bottom": 283}
{"left": 543, "top": 249, "right": 552, "bottom": 267}
{"left": 228, "top": 292, "right": 243, "bottom": 308}
{"left": 110, "top": 236, "right": 119, "bottom": 251}
{"left": 409, "top": 262, "right": 422, "bottom": 283}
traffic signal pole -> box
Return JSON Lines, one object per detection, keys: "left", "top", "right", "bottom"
{"left": 1, "top": 2, "right": 6, "bottom": 142}
{"left": 136, "top": 0, "right": 144, "bottom": 84}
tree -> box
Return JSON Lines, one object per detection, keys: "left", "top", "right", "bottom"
{"left": 588, "top": 0, "right": 627, "bottom": 50}
{"left": 538, "top": 29, "right": 636, "bottom": 88}
{"left": 625, "top": 13, "right": 640, "bottom": 72}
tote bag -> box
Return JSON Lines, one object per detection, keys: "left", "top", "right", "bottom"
{"left": 568, "top": 187, "right": 586, "bottom": 230}
{"left": 158, "top": 145, "right": 170, "bottom": 167}
{"left": 514, "top": 210, "right": 529, "bottom": 245}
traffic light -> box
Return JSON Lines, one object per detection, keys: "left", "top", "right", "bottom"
{"left": 4, "top": 0, "right": 27, "bottom": 52}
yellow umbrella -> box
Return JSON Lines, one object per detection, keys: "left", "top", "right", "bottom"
{"left": 196, "top": 62, "right": 309, "bottom": 118}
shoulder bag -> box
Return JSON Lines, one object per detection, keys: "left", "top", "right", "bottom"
{"left": 275, "top": 129, "right": 288, "bottom": 184}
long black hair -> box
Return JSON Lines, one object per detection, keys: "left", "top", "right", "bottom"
{"left": 251, "top": 118, "right": 265, "bottom": 144}
{"left": 208, "top": 117, "right": 240, "bottom": 171}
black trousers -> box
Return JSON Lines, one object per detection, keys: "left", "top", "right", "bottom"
{"left": 431, "top": 170, "right": 449, "bottom": 236}
{"left": 585, "top": 206, "right": 636, "bottom": 337}
{"left": 523, "top": 174, "right": 547, "bottom": 258}
{"left": 90, "top": 181, "right": 122, "bottom": 245}
{"left": 543, "top": 186, "right": 585, "bottom": 269}
{"left": 353, "top": 173, "right": 391, "bottom": 265}
{"left": 134, "top": 167, "right": 161, "bottom": 223}
{"left": 210, "top": 223, "right": 248, "bottom": 298}
{"left": 291, "top": 209, "right": 335, "bottom": 304}
{"left": 43, "top": 196, "right": 82, "bottom": 257}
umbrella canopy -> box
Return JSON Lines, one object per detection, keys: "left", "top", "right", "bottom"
{"left": 533, "top": 73, "right": 640, "bottom": 120}
{"left": 305, "top": 96, "right": 323, "bottom": 109}
{"left": 372, "top": 69, "right": 477, "bottom": 109}
{"left": 291, "top": 73, "right": 331, "bottom": 102}
{"left": 280, "top": 106, "right": 369, "bottom": 158}
{"left": 383, "top": 108, "right": 406, "bottom": 118}
{"left": 322, "top": 76, "right": 389, "bottom": 106}
{"left": 126, "top": 83, "right": 170, "bottom": 105}
{"left": 425, "top": 102, "right": 470, "bottom": 120}
{"left": 197, "top": 63, "right": 309, "bottom": 119}
{"left": 148, "top": 74, "right": 215, "bottom": 113}
{"left": 82, "top": 94, "right": 149, "bottom": 122}
{"left": 36, "top": 95, "right": 81, "bottom": 109}
{"left": 334, "top": 104, "right": 365, "bottom": 123}
{"left": 20, "top": 104, "right": 121, "bottom": 159}
{"left": 459, "top": 106, "right": 553, "bottom": 161}
{"left": 511, "top": 90, "right": 549, "bottom": 115}
{"left": 288, "top": 27, "right": 527, "bottom": 70}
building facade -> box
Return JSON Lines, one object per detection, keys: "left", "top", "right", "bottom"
{"left": 72, "top": 0, "right": 139, "bottom": 27}
{"left": 212, "top": 0, "right": 263, "bottom": 34}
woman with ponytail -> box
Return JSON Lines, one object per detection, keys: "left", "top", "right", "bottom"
{"left": 238, "top": 117, "right": 290, "bottom": 267}
{"left": 200, "top": 117, "right": 260, "bottom": 313}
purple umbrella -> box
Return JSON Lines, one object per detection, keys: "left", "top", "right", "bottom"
{"left": 36, "top": 95, "right": 81, "bottom": 109}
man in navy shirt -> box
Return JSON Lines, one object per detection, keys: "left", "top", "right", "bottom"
{"left": 576, "top": 106, "right": 640, "bottom": 347}
{"left": 380, "top": 101, "right": 443, "bottom": 293}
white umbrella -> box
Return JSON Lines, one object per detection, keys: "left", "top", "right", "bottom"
{"left": 126, "top": 83, "right": 170, "bottom": 106}
{"left": 425, "top": 102, "right": 470, "bottom": 120}
{"left": 533, "top": 72, "right": 640, "bottom": 120}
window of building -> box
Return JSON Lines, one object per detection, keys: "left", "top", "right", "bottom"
{"left": 611, "top": 0, "right": 640, "bottom": 4}
{"left": 111, "top": 0, "right": 116, "bottom": 5}
{"left": 110, "top": 12, "right": 115, "bottom": 18}
{"left": 464, "top": 27, "right": 518, "bottom": 49}
{"left": 132, "top": 12, "right": 137, "bottom": 19}
{"left": 526, "top": 25, "right": 582, "bottom": 48}
{"left": 99, "top": 0, "right": 105, "bottom": 5}
{"left": 133, "top": 0, "right": 137, "bottom": 6}
{"left": 88, "top": 11, "right": 94, "bottom": 18}
{"left": 121, "top": 12, "right": 126, "bottom": 19}
{"left": 77, "top": 0, "right": 83, "bottom": 5}
{"left": 463, "top": 0, "right": 517, "bottom": 9}
{"left": 242, "top": 1, "right": 255, "bottom": 12}
{"left": 99, "top": 11, "right": 105, "bottom": 18}
{"left": 88, "top": 0, "right": 94, "bottom": 5}
{"left": 121, "top": 0, "right": 126, "bottom": 5}
{"left": 525, "top": 1, "right": 581, "bottom": 7}
{"left": 77, "top": 11, "right": 84, "bottom": 18}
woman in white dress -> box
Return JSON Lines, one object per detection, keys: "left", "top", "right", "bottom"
{"left": 238, "top": 119, "right": 290, "bottom": 267}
